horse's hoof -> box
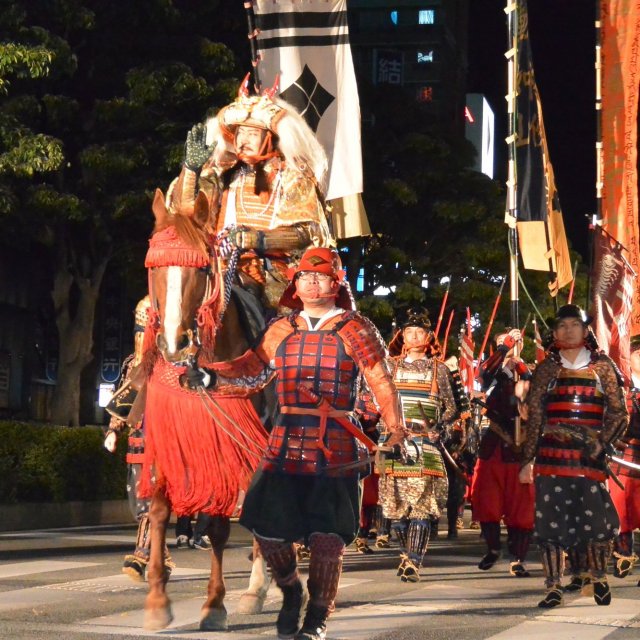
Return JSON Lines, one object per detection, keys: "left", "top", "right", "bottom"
{"left": 143, "top": 606, "right": 174, "bottom": 630}
{"left": 236, "top": 590, "right": 268, "bottom": 614}
{"left": 199, "top": 606, "right": 228, "bottom": 631}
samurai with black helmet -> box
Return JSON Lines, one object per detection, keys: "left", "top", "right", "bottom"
{"left": 378, "top": 307, "right": 458, "bottom": 583}
{"left": 521, "top": 303, "right": 628, "bottom": 608}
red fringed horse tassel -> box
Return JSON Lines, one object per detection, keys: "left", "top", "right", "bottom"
{"left": 196, "top": 274, "right": 221, "bottom": 359}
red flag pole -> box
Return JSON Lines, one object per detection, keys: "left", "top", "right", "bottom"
{"left": 434, "top": 281, "right": 451, "bottom": 341}
{"left": 441, "top": 309, "right": 455, "bottom": 359}
{"left": 475, "top": 279, "right": 506, "bottom": 376}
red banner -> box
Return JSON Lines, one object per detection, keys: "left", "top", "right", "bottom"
{"left": 600, "top": 0, "right": 640, "bottom": 334}
{"left": 592, "top": 227, "right": 635, "bottom": 381}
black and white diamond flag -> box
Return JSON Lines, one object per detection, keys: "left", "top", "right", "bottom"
{"left": 254, "top": 0, "right": 369, "bottom": 237}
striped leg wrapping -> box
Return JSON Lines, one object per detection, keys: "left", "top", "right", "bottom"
{"left": 307, "top": 532, "right": 345, "bottom": 611}
{"left": 539, "top": 543, "right": 565, "bottom": 589}
{"left": 407, "top": 519, "right": 431, "bottom": 567}
{"left": 587, "top": 540, "right": 613, "bottom": 579}
{"left": 255, "top": 535, "right": 299, "bottom": 587}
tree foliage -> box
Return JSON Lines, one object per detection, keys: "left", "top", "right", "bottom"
{"left": 0, "top": 0, "right": 246, "bottom": 424}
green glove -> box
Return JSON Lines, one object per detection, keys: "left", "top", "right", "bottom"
{"left": 184, "top": 123, "right": 215, "bottom": 171}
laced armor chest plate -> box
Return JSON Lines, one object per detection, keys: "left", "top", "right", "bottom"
{"left": 264, "top": 327, "right": 366, "bottom": 475}
{"left": 545, "top": 367, "right": 605, "bottom": 427}
{"left": 392, "top": 359, "right": 441, "bottom": 427}
{"left": 537, "top": 366, "right": 607, "bottom": 480}
{"left": 224, "top": 167, "right": 282, "bottom": 231}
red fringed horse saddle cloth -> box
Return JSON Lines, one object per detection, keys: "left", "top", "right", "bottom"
{"left": 140, "top": 358, "right": 268, "bottom": 517}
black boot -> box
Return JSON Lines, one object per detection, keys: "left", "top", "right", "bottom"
{"left": 277, "top": 581, "right": 307, "bottom": 639}
{"left": 255, "top": 535, "right": 305, "bottom": 640}
{"left": 295, "top": 603, "right": 330, "bottom": 640}
{"left": 300, "top": 532, "right": 344, "bottom": 640}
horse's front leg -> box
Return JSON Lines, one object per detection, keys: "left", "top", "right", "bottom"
{"left": 199, "top": 515, "right": 231, "bottom": 630}
{"left": 237, "top": 537, "right": 271, "bottom": 614}
{"left": 143, "top": 491, "right": 173, "bottom": 630}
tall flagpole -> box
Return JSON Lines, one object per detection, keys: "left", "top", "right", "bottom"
{"left": 505, "top": 0, "right": 522, "bottom": 446}
{"left": 590, "top": 0, "right": 603, "bottom": 309}
{"left": 505, "top": 0, "right": 520, "bottom": 332}
{"left": 243, "top": 1, "right": 262, "bottom": 91}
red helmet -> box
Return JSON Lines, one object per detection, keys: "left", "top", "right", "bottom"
{"left": 280, "top": 247, "right": 353, "bottom": 310}
{"left": 285, "top": 247, "right": 346, "bottom": 282}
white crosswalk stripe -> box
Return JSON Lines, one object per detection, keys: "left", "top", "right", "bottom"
{"left": 2, "top": 537, "right": 640, "bottom": 639}
{"left": 0, "top": 560, "right": 99, "bottom": 579}
{"left": 487, "top": 596, "right": 640, "bottom": 639}
{"left": 41, "top": 577, "right": 370, "bottom": 638}
{"left": 0, "top": 567, "right": 208, "bottom": 612}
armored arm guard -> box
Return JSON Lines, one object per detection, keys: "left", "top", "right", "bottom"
{"left": 206, "top": 317, "right": 290, "bottom": 396}
{"left": 354, "top": 380, "right": 382, "bottom": 442}
{"left": 206, "top": 348, "right": 275, "bottom": 397}
{"left": 595, "top": 355, "right": 629, "bottom": 445}
{"left": 339, "top": 313, "right": 405, "bottom": 433}
{"left": 479, "top": 344, "right": 510, "bottom": 390}
{"left": 436, "top": 363, "right": 459, "bottom": 426}
{"left": 522, "top": 357, "right": 559, "bottom": 464}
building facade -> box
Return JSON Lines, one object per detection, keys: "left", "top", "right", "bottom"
{"left": 348, "top": 0, "right": 470, "bottom": 131}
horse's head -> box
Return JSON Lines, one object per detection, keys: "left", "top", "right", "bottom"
{"left": 145, "top": 189, "right": 220, "bottom": 365}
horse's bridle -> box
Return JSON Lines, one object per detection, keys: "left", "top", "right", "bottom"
{"left": 147, "top": 258, "right": 218, "bottom": 367}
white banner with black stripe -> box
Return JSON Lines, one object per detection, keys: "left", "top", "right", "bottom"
{"left": 254, "top": 0, "right": 366, "bottom": 234}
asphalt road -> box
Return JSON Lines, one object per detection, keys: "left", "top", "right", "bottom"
{"left": 1, "top": 517, "right": 640, "bottom": 640}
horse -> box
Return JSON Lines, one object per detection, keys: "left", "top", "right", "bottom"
{"left": 138, "top": 187, "right": 270, "bottom": 631}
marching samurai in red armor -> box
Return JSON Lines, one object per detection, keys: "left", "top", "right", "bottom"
{"left": 104, "top": 295, "right": 175, "bottom": 581}
{"left": 609, "top": 336, "right": 640, "bottom": 581}
{"left": 470, "top": 327, "right": 535, "bottom": 578}
{"left": 520, "top": 305, "right": 628, "bottom": 608}
{"left": 187, "top": 247, "right": 406, "bottom": 640}
{"left": 378, "top": 309, "right": 458, "bottom": 582}
{"left": 168, "top": 78, "right": 332, "bottom": 311}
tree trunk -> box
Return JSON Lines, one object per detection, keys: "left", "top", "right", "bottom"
{"left": 49, "top": 248, "right": 109, "bottom": 426}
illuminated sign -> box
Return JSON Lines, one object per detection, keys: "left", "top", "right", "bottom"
{"left": 374, "top": 49, "right": 404, "bottom": 85}
{"left": 465, "top": 93, "right": 494, "bottom": 178}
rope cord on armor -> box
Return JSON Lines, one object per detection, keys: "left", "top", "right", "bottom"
{"left": 195, "top": 386, "right": 263, "bottom": 460}
{"left": 221, "top": 247, "right": 241, "bottom": 318}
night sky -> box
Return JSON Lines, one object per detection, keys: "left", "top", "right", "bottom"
{"left": 467, "top": 0, "right": 596, "bottom": 259}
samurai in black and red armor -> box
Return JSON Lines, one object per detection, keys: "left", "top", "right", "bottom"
{"left": 521, "top": 304, "right": 628, "bottom": 608}
{"left": 194, "top": 247, "right": 406, "bottom": 640}
{"left": 470, "top": 327, "right": 535, "bottom": 578}
{"left": 609, "top": 336, "right": 640, "bottom": 581}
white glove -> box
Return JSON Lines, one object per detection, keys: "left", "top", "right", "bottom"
{"left": 104, "top": 431, "right": 117, "bottom": 453}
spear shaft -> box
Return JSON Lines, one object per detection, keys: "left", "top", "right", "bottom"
{"left": 441, "top": 309, "right": 455, "bottom": 359}
{"left": 434, "top": 282, "right": 450, "bottom": 341}
{"left": 475, "top": 279, "right": 506, "bottom": 376}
